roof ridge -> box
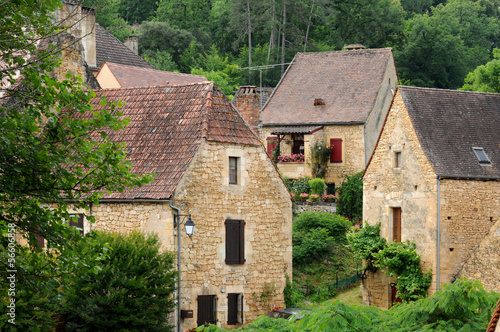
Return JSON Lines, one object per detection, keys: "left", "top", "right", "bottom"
{"left": 201, "top": 82, "right": 214, "bottom": 139}
{"left": 91, "top": 81, "right": 213, "bottom": 92}
{"left": 105, "top": 61, "right": 206, "bottom": 78}
{"left": 399, "top": 85, "right": 500, "bottom": 97}
{"left": 296, "top": 47, "right": 393, "bottom": 57}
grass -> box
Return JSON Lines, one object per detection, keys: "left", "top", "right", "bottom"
{"left": 296, "top": 282, "right": 364, "bottom": 310}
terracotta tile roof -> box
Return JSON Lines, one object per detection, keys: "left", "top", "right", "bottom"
{"left": 101, "top": 62, "right": 207, "bottom": 88}
{"left": 270, "top": 126, "right": 323, "bottom": 135}
{"left": 487, "top": 297, "right": 500, "bottom": 332}
{"left": 261, "top": 48, "right": 394, "bottom": 126}
{"left": 399, "top": 86, "right": 500, "bottom": 179}
{"left": 95, "top": 24, "right": 154, "bottom": 70}
{"left": 89, "top": 82, "right": 261, "bottom": 200}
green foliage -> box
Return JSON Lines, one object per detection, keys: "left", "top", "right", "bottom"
{"left": 347, "top": 223, "right": 431, "bottom": 301}
{"left": 288, "top": 176, "right": 311, "bottom": 195}
{"left": 308, "top": 178, "right": 326, "bottom": 197}
{"left": 293, "top": 212, "right": 352, "bottom": 266}
{"left": 308, "top": 141, "right": 331, "bottom": 179}
{"left": 375, "top": 241, "right": 432, "bottom": 301}
{"left": 461, "top": 48, "right": 500, "bottom": 93}
{"left": 143, "top": 50, "right": 179, "bottom": 71}
{"left": 60, "top": 231, "right": 176, "bottom": 331}
{"left": 283, "top": 275, "right": 305, "bottom": 308}
{"left": 336, "top": 172, "right": 363, "bottom": 222}
{"left": 346, "top": 223, "right": 387, "bottom": 269}
{"left": 196, "top": 279, "right": 499, "bottom": 331}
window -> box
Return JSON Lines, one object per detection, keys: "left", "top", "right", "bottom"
{"left": 395, "top": 151, "right": 402, "bottom": 168}
{"left": 330, "top": 138, "right": 343, "bottom": 163}
{"left": 35, "top": 232, "right": 44, "bottom": 248}
{"left": 292, "top": 134, "right": 304, "bottom": 155}
{"left": 392, "top": 208, "right": 401, "bottom": 242}
{"left": 229, "top": 157, "right": 238, "bottom": 184}
{"left": 225, "top": 219, "right": 245, "bottom": 265}
{"left": 197, "top": 295, "right": 217, "bottom": 326}
{"left": 69, "top": 214, "right": 84, "bottom": 235}
{"left": 266, "top": 137, "right": 278, "bottom": 156}
{"left": 472, "top": 147, "right": 491, "bottom": 165}
{"left": 227, "top": 293, "right": 243, "bottom": 325}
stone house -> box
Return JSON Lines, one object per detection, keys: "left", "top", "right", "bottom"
{"left": 78, "top": 82, "right": 293, "bottom": 330}
{"left": 363, "top": 86, "right": 500, "bottom": 308}
{"left": 259, "top": 46, "right": 397, "bottom": 192}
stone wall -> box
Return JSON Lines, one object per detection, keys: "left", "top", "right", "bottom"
{"left": 172, "top": 140, "right": 293, "bottom": 330}
{"left": 363, "top": 91, "right": 439, "bottom": 308}
{"left": 441, "top": 180, "right": 500, "bottom": 291}
{"left": 293, "top": 202, "right": 336, "bottom": 214}
{"left": 262, "top": 124, "right": 365, "bottom": 188}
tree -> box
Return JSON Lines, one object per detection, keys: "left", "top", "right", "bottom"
{"left": 461, "top": 48, "right": 500, "bottom": 93}
{"left": 336, "top": 172, "right": 363, "bottom": 222}
{"left": 60, "top": 231, "right": 177, "bottom": 331}
{"left": 0, "top": 1, "right": 151, "bottom": 329}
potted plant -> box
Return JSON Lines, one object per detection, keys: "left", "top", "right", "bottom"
{"left": 308, "top": 194, "right": 319, "bottom": 202}
{"left": 299, "top": 193, "right": 309, "bottom": 202}
{"left": 322, "top": 194, "right": 336, "bottom": 203}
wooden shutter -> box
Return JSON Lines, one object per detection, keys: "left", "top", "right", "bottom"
{"left": 393, "top": 208, "right": 401, "bottom": 242}
{"left": 227, "top": 293, "right": 238, "bottom": 325}
{"left": 69, "top": 214, "right": 84, "bottom": 235}
{"left": 330, "top": 138, "right": 343, "bottom": 163}
{"left": 391, "top": 284, "right": 403, "bottom": 306}
{"left": 35, "top": 232, "right": 44, "bottom": 248}
{"left": 266, "top": 137, "right": 278, "bottom": 156}
{"left": 197, "top": 295, "right": 216, "bottom": 326}
{"left": 225, "top": 219, "right": 245, "bottom": 265}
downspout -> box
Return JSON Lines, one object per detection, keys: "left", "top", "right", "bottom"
{"left": 363, "top": 125, "right": 368, "bottom": 165}
{"left": 168, "top": 200, "right": 182, "bottom": 332}
{"left": 436, "top": 176, "right": 441, "bottom": 290}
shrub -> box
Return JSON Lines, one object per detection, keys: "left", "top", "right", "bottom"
{"left": 294, "top": 212, "right": 351, "bottom": 243}
{"left": 291, "top": 176, "right": 311, "bottom": 194}
{"left": 308, "top": 141, "right": 332, "bottom": 178}
{"left": 337, "top": 172, "right": 363, "bottom": 221}
{"left": 60, "top": 231, "right": 177, "bottom": 331}
{"left": 308, "top": 178, "right": 326, "bottom": 196}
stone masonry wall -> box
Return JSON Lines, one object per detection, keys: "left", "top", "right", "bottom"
{"left": 262, "top": 124, "right": 365, "bottom": 189}
{"left": 440, "top": 179, "right": 500, "bottom": 291}
{"left": 363, "top": 91, "right": 439, "bottom": 308}
{"left": 172, "top": 140, "right": 293, "bottom": 330}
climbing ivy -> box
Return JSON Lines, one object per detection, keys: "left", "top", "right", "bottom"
{"left": 347, "top": 223, "right": 432, "bottom": 302}
{"left": 308, "top": 141, "right": 331, "bottom": 178}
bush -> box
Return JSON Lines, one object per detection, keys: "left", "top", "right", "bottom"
{"left": 60, "top": 231, "right": 177, "bottom": 331}
{"left": 308, "top": 178, "right": 326, "bottom": 196}
{"left": 291, "top": 176, "right": 311, "bottom": 194}
{"left": 294, "top": 212, "right": 351, "bottom": 243}
{"left": 337, "top": 172, "right": 363, "bottom": 221}
{"left": 308, "top": 141, "right": 331, "bottom": 178}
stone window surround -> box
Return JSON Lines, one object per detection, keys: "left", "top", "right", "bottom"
{"left": 223, "top": 147, "right": 247, "bottom": 188}
{"left": 326, "top": 133, "right": 346, "bottom": 166}
{"left": 391, "top": 144, "right": 403, "bottom": 173}
{"left": 386, "top": 203, "right": 403, "bottom": 242}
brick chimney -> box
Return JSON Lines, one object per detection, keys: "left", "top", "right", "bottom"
{"left": 232, "top": 86, "right": 261, "bottom": 129}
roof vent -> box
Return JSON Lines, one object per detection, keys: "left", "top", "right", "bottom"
{"left": 472, "top": 147, "right": 491, "bottom": 166}
{"left": 344, "top": 44, "right": 366, "bottom": 51}
{"left": 314, "top": 98, "right": 325, "bottom": 106}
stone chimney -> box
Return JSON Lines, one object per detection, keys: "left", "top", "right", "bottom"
{"left": 232, "top": 86, "right": 261, "bottom": 130}
{"left": 124, "top": 36, "right": 139, "bottom": 55}
{"left": 344, "top": 44, "right": 366, "bottom": 51}
{"left": 81, "top": 6, "right": 96, "bottom": 69}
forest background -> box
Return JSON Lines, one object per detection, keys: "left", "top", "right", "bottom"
{"left": 87, "top": 0, "right": 500, "bottom": 97}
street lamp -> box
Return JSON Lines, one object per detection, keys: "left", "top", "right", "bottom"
{"left": 174, "top": 213, "right": 195, "bottom": 332}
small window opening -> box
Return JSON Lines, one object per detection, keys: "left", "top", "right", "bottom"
{"left": 229, "top": 157, "right": 238, "bottom": 184}
{"left": 447, "top": 216, "right": 451, "bottom": 220}
{"left": 414, "top": 185, "right": 418, "bottom": 191}
{"left": 472, "top": 147, "right": 491, "bottom": 165}
{"left": 374, "top": 185, "right": 377, "bottom": 190}
{"left": 314, "top": 98, "right": 325, "bottom": 106}
{"left": 395, "top": 152, "right": 402, "bottom": 168}
{"left": 490, "top": 217, "right": 494, "bottom": 222}
{"left": 449, "top": 248, "right": 454, "bottom": 252}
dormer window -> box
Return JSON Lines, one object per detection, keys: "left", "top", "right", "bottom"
{"left": 472, "top": 147, "right": 491, "bottom": 166}
{"left": 314, "top": 98, "right": 325, "bottom": 106}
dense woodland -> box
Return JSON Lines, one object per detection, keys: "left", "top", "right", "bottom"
{"left": 87, "top": 0, "right": 500, "bottom": 96}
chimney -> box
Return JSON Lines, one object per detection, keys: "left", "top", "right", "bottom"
{"left": 344, "top": 44, "right": 366, "bottom": 51}
{"left": 81, "top": 6, "right": 96, "bottom": 69}
{"left": 124, "top": 36, "right": 139, "bottom": 55}
{"left": 232, "top": 86, "right": 261, "bottom": 129}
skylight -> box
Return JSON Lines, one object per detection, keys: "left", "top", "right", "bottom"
{"left": 472, "top": 147, "right": 491, "bottom": 165}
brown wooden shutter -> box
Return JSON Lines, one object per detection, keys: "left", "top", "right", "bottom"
{"left": 35, "top": 232, "right": 44, "bottom": 248}
{"left": 197, "top": 295, "right": 216, "bottom": 326}
{"left": 393, "top": 208, "right": 401, "bottom": 242}
{"left": 266, "top": 137, "right": 278, "bottom": 156}
{"left": 227, "top": 293, "right": 238, "bottom": 325}
{"left": 330, "top": 138, "right": 343, "bottom": 163}
{"left": 225, "top": 219, "right": 245, "bottom": 264}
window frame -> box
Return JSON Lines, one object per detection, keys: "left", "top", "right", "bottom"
{"left": 472, "top": 147, "right": 491, "bottom": 166}
{"left": 69, "top": 213, "right": 84, "bottom": 235}
{"left": 229, "top": 157, "right": 238, "bottom": 185}
{"left": 225, "top": 219, "right": 245, "bottom": 265}
{"left": 330, "top": 138, "right": 343, "bottom": 164}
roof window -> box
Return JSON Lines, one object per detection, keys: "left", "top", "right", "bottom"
{"left": 472, "top": 147, "right": 491, "bottom": 165}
